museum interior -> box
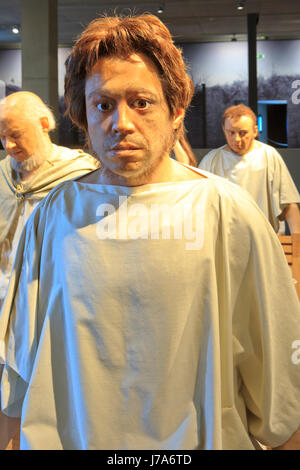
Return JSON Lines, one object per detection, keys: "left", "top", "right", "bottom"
{"left": 0, "top": 0, "right": 300, "bottom": 452}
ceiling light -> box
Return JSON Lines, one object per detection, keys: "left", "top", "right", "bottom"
{"left": 157, "top": 6, "right": 164, "bottom": 14}
{"left": 236, "top": 2, "right": 244, "bottom": 10}
{"left": 11, "top": 25, "right": 20, "bottom": 34}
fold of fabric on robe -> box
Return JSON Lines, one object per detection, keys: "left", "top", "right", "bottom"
{"left": 199, "top": 142, "right": 300, "bottom": 233}
{"left": 0, "top": 144, "right": 99, "bottom": 450}
{"left": 0, "top": 172, "right": 300, "bottom": 450}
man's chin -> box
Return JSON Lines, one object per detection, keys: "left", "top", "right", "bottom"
{"left": 10, "top": 153, "right": 26, "bottom": 161}
{"left": 10, "top": 153, "right": 46, "bottom": 173}
{"left": 100, "top": 161, "right": 160, "bottom": 186}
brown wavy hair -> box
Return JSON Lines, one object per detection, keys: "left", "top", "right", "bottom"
{"left": 64, "top": 14, "right": 194, "bottom": 135}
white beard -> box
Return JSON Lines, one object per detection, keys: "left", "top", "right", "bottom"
{"left": 10, "top": 147, "right": 49, "bottom": 176}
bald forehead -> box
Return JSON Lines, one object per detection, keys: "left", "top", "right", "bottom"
{"left": 223, "top": 115, "right": 256, "bottom": 130}
{"left": 0, "top": 116, "right": 30, "bottom": 138}
{"left": 0, "top": 95, "right": 45, "bottom": 133}
{"left": 0, "top": 92, "right": 43, "bottom": 117}
{"left": 0, "top": 104, "right": 28, "bottom": 126}
{"left": 0, "top": 103, "right": 34, "bottom": 137}
{"left": 5, "top": 91, "right": 40, "bottom": 105}
{"left": 0, "top": 95, "right": 32, "bottom": 113}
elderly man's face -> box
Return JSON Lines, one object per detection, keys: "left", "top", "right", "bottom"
{"left": 0, "top": 110, "right": 42, "bottom": 161}
{"left": 85, "top": 53, "right": 183, "bottom": 185}
{"left": 223, "top": 115, "right": 258, "bottom": 156}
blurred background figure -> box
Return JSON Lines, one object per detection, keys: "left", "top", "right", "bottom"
{"left": 199, "top": 103, "right": 300, "bottom": 235}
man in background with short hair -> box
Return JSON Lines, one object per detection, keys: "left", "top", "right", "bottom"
{"left": 199, "top": 103, "right": 300, "bottom": 234}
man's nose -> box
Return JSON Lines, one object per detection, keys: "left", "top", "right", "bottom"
{"left": 3, "top": 137, "right": 16, "bottom": 151}
{"left": 111, "top": 104, "right": 135, "bottom": 134}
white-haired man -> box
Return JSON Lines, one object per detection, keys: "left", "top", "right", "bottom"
{"left": 0, "top": 91, "right": 99, "bottom": 449}
{"left": 0, "top": 91, "right": 100, "bottom": 305}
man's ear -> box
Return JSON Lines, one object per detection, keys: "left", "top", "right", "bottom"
{"left": 172, "top": 108, "right": 185, "bottom": 131}
{"left": 40, "top": 116, "right": 50, "bottom": 133}
{"left": 254, "top": 124, "right": 259, "bottom": 138}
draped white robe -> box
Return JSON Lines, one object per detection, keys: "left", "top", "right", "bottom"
{"left": 199, "top": 142, "right": 300, "bottom": 233}
{"left": 0, "top": 172, "right": 300, "bottom": 450}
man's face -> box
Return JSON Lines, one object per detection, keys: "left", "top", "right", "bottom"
{"left": 223, "top": 115, "right": 258, "bottom": 156}
{"left": 85, "top": 53, "right": 183, "bottom": 185}
{"left": 0, "top": 110, "right": 41, "bottom": 161}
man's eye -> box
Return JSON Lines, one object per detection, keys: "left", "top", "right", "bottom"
{"left": 132, "top": 99, "right": 150, "bottom": 110}
{"left": 97, "top": 102, "right": 113, "bottom": 112}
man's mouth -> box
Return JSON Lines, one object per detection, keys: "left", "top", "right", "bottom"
{"left": 10, "top": 151, "right": 23, "bottom": 158}
{"left": 110, "top": 144, "right": 141, "bottom": 151}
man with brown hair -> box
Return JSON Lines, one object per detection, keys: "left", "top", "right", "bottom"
{"left": 199, "top": 103, "right": 300, "bottom": 234}
{"left": 0, "top": 15, "right": 300, "bottom": 450}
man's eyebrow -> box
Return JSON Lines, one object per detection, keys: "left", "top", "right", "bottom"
{"left": 127, "top": 88, "right": 158, "bottom": 98}
{"left": 86, "top": 88, "right": 158, "bottom": 101}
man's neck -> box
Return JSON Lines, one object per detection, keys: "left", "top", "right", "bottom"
{"left": 79, "top": 157, "right": 204, "bottom": 186}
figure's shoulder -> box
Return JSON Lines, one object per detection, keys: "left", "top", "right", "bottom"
{"left": 254, "top": 141, "right": 282, "bottom": 159}
{"left": 53, "top": 144, "right": 100, "bottom": 167}
{"left": 198, "top": 146, "right": 227, "bottom": 168}
{"left": 0, "top": 155, "right": 12, "bottom": 184}
{"left": 35, "top": 179, "right": 77, "bottom": 212}
{"left": 203, "top": 175, "right": 277, "bottom": 237}
{"left": 195, "top": 168, "right": 260, "bottom": 205}
{"left": 0, "top": 154, "right": 10, "bottom": 169}
{"left": 203, "top": 145, "right": 226, "bottom": 159}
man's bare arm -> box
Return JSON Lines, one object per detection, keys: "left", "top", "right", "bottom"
{"left": 272, "top": 425, "right": 300, "bottom": 450}
{"left": 279, "top": 203, "right": 300, "bottom": 234}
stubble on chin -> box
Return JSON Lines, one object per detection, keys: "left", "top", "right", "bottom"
{"left": 97, "top": 158, "right": 162, "bottom": 186}
{"left": 90, "top": 133, "right": 175, "bottom": 186}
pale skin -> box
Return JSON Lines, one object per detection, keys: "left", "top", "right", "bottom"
{"left": 273, "top": 427, "right": 300, "bottom": 450}
{"left": 223, "top": 115, "right": 300, "bottom": 234}
{"left": 82, "top": 53, "right": 204, "bottom": 187}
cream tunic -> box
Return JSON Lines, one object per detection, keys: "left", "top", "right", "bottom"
{"left": 0, "top": 174, "right": 300, "bottom": 450}
{"left": 198, "top": 142, "right": 300, "bottom": 233}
